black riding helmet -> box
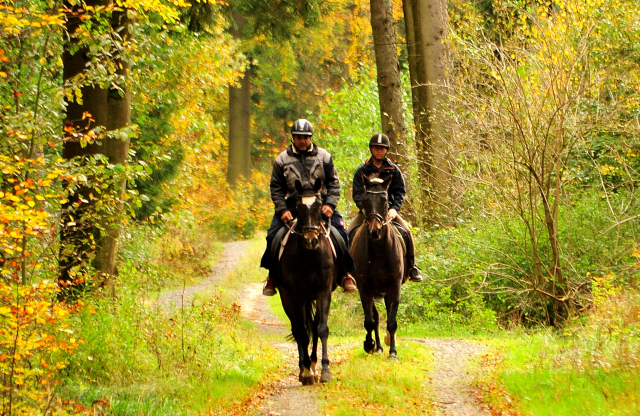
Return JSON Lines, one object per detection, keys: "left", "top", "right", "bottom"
{"left": 369, "top": 133, "right": 390, "bottom": 148}
{"left": 291, "top": 119, "right": 314, "bottom": 136}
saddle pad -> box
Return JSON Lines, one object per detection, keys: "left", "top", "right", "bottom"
{"left": 278, "top": 219, "right": 297, "bottom": 261}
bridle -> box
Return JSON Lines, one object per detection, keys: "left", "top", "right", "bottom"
{"left": 287, "top": 193, "right": 330, "bottom": 239}
{"left": 364, "top": 189, "right": 392, "bottom": 227}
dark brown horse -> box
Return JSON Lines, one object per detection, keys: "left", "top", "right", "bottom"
{"left": 278, "top": 177, "right": 336, "bottom": 385}
{"left": 350, "top": 173, "right": 405, "bottom": 359}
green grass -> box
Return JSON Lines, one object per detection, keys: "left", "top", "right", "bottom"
{"left": 61, "top": 236, "right": 281, "bottom": 415}
{"left": 479, "top": 332, "right": 640, "bottom": 416}
{"left": 317, "top": 342, "right": 435, "bottom": 415}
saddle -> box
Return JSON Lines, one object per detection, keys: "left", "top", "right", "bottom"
{"left": 350, "top": 221, "right": 407, "bottom": 255}
{"left": 271, "top": 220, "right": 345, "bottom": 262}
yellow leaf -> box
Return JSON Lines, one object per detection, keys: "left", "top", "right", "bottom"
{"left": 35, "top": 195, "right": 45, "bottom": 200}
{"left": 59, "top": 199, "right": 68, "bottom": 204}
{"left": 27, "top": 201, "right": 35, "bottom": 207}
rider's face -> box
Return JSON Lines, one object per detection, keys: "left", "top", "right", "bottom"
{"left": 293, "top": 134, "right": 312, "bottom": 152}
{"left": 370, "top": 145, "right": 388, "bottom": 160}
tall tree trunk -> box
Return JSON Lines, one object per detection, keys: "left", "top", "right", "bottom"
{"left": 61, "top": 1, "right": 131, "bottom": 292}
{"left": 369, "top": 0, "right": 407, "bottom": 169}
{"left": 412, "top": 0, "right": 451, "bottom": 223}
{"left": 226, "top": 11, "right": 251, "bottom": 186}
{"left": 402, "top": 0, "right": 420, "bottom": 135}
{"left": 227, "top": 72, "right": 251, "bottom": 185}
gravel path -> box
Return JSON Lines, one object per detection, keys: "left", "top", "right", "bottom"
{"left": 156, "top": 241, "right": 252, "bottom": 310}
{"left": 416, "top": 338, "right": 489, "bottom": 416}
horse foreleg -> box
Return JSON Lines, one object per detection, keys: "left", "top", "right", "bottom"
{"left": 360, "top": 292, "right": 377, "bottom": 354}
{"left": 372, "top": 303, "right": 384, "bottom": 354}
{"left": 316, "top": 291, "right": 333, "bottom": 383}
{"left": 281, "top": 291, "right": 314, "bottom": 385}
{"left": 384, "top": 290, "right": 400, "bottom": 359}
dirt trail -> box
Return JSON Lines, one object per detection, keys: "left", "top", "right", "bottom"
{"left": 416, "top": 338, "right": 489, "bottom": 416}
{"left": 156, "top": 241, "right": 489, "bottom": 415}
{"left": 237, "top": 283, "right": 323, "bottom": 416}
{"left": 156, "top": 241, "right": 251, "bottom": 310}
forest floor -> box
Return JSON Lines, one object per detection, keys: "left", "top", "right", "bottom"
{"left": 159, "top": 241, "right": 491, "bottom": 415}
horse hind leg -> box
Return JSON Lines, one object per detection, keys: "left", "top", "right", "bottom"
{"left": 372, "top": 303, "right": 384, "bottom": 354}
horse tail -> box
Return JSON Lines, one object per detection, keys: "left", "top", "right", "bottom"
{"left": 284, "top": 300, "right": 317, "bottom": 342}
{"left": 305, "top": 300, "right": 316, "bottom": 340}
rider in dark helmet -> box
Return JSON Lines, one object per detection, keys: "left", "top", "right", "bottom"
{"left": 260, "top": 119, "right": 357, "bottom": 296}
{"left": 348, "top": 133, "right": 423, "bottom": 282}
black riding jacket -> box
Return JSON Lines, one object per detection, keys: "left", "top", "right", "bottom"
{"left": 352, "top": 157, "right": 405, "bottom": 212}
{"left": 270, "top": 143, "right": 341, "bottom": 217}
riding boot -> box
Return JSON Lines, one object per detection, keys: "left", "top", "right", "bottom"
{"left": 407, "top": 256, "right": 423, "bottom": 282}
{"left": 341, "top": 274, "right": 358, "bottom": 293}
{"left": 263, "top": 274, "right": 277, "bottom": 296}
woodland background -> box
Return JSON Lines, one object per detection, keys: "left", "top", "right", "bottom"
{"left": 1, "top": 0, "right": 639, "bottom": 414}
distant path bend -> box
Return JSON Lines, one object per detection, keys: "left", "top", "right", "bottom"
{"left": 156, "top": 241, "right": 251, "bottom": 311}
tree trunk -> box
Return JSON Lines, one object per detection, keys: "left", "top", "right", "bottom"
{"left": 402, "top": 0, "right": 420, "bottom": 136}
{"left": 227, "top": 72, "right": 251, "bottom": 185}
{"left": 226, "top": 11, "right": 251, "bottom": 186}
{"left": 369, "top": 0, "right": 407, "bottom": 169}
{"left": 412, "top": 0, "right": 451, "bottom": 223}
{"left": 60, "top": 1, "right": 131, "bottom": 293}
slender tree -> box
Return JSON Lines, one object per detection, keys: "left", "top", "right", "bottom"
{"left": 61, "top": 1, "right": 131, "bottom": 291}
{"left": 403, "top": 0, "right": 451, "bottom": 223}
{"left": 226, "top": 11, "right": 251, "bottom": 185}
{"left": 369, "top": 0, "right": 407, "bottom": 168}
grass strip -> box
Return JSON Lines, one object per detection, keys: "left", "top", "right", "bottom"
{"left": 317, "top": 342, "right": 435, "bottom": 415}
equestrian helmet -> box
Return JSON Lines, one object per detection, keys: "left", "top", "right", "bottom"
{"left": 291, "top": 119, "right": 314, "bottom": 136}
{"left": 369, "top": 133, "right": 390, "bottom": 148}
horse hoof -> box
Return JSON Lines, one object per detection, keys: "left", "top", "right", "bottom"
{"left": 375, "top": 347, "right": 384, "bottom": 355}
{"left": 387, "top": 353, "right": 398, "bottom": 361}
{"left": 320, "top": 371, "right": 333, "bottom": 383}
{"left": 301, "top": 375, "right": 316, "bottom": 386}
{"left": 364, "top": 339, "right": 376, "bottom": 354}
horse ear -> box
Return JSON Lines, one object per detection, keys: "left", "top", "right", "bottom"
{"left": 313, "top": 177, "right": 322, "bottom": 193}
{"left": 295, "top": 180, "right": 303, "bottom": 193}
{"left": 362, "top": 173, "right": 370, "bottom": 187}
{"left": 382, "top": 173, "right": 393, "bottom": 189}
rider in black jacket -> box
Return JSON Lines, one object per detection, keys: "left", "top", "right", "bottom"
{"left": 348, "top": 133, "right": 423, "bottom": 282}
{"left": 261, "top": 119, "right": 357, "bottom": 296}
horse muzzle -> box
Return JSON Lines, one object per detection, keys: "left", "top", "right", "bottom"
{"left": 303, "top": 226, "right": 321, "bottom": 249}
{"left": 367, "top": 214, "right": 384, "bottom": 241}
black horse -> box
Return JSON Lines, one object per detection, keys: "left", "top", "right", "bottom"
{"left": 278, "top": 177, "right": 336, "bottom": 385}
{"left": 350, "top": 173, "right": 406, "bottom": 359}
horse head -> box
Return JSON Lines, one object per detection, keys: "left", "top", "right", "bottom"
{"left": 362, "top": 173, "right": 392, "bottom": 241}
{"left": 294, "top": 177, "right": 324, "bottom": 250}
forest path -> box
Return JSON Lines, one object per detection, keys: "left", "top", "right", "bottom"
{"left": 417, "top": 338, "right": 490, "bottom": 415}
{"left": 237, "top": 282, "right": 325, "bottom": 416}
{"left": 156, "top": 241, "right": 251, "bottom": 310}
{"left": 157, "top": 241, "right": 490, "bottom": 415}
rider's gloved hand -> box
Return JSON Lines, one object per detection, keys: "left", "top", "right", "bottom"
{"left": 281, "top": 210, "right": 293, "bottom": 223}
{"left": 321, "top": 205, "right": 334, "bottom": 218}
{"left": 387, "top": 208, "right": 397, "bottom": 220}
